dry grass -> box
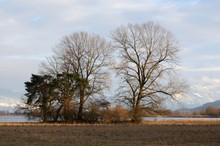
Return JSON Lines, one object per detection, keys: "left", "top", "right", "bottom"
{"left": 0, "top": 121, "right": 219, "bottom": 146}
{"left": 1, "top": 120, "right": 220, "bottom": 126}
{"left": 141, "top": 120, "right": 220, "bottom": 125}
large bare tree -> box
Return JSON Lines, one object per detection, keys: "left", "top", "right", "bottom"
{"left": 111, "top": 22, "right": 185, "bottom": 121}
{"left": 41, "top": 32, "right": 111, "bottom": 121}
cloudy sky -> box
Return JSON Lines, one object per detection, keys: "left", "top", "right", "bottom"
{"left": 0, "top": 0, "right": 220, "bottom": 107}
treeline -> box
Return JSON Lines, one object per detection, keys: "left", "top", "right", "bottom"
{"left": 0, "top": 110, "right": 24, "bottom": 116}
{"left": 203, "top": 106, "right": 220, "bottom": 117}
{"left": 191, "top": 106, "right": 220, "bottom": 118}
{"left": 19, "top": 22, "right": 185, "bottom": 123}
{"left": 0, "top": 110, "right": 10, "bottom": 115}
{"left": 170, "top": 106, "right": 220, "bottom": 118}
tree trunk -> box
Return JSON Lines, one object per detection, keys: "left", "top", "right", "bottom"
{"left": 132, "top": 89, "right": 142, "bottom": 122}
{"left": 54, "top": 106, "right": 62, "bottom": 122}
{"left": 42, "top": 102, "right": 48, "bottom": 122}
{"left": 77, "top": 89, "right": 84, "bottom": 121}
{"left": 78, "top": 102, "right": 84, "bottom": 121}
{"left": 132, "top": 100, "right": 140, "bottom": 122}
{"left": 42, "top": 109, "right": 48, "bottom": 123}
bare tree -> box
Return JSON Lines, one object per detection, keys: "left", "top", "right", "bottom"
{"left": 111, "top": 22, "right": 186, "bottom": 122}
{"left": 41, "top": 32, "right": 111, "bottom": 121}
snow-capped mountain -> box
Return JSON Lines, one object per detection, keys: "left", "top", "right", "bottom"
{"left": 175, "top": 100, "right": 220, "bottom": 113}
{"left": 0, "top": 96, "right": 21, "bottom": 111}
{"left": 0, "top": 89, "right": 23, "bottom": 112}
{"left": 1, "top": 76, "right": 220, "bottom": 112}
{"left": 166, "top": 78, "right": 220, "bottom": 110}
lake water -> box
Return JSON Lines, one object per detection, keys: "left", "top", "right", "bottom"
{"left": 0, "top": 115, "right": 220, "bottom": 122}
{"left": 0, "top": 115, "right": 34, "bottom": 122}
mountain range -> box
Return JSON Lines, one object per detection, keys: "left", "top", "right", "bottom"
{"left": 0, "top": 83, "right": 220, "bottom": 112}
{"left": 165, "top": 81, "right": 220, "bottom": 110}
{"left": 0, "top": 89, "right": 23, "bottom": 112}
{"left": 176, "top": 100, "right": 220, "bottom": 113}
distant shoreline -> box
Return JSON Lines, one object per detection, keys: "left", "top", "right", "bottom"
{"left": 0, "top": 118, "right": 220, "bottom": 125}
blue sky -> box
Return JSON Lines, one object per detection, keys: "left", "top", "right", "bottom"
{"left": 0, "top": 0, "right": 220, "bottom": 107}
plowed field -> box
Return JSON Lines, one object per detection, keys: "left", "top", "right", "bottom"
{"left": 0, "top": 121, "right": 219, "bottom": 146}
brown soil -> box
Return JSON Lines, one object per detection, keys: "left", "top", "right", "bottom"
{"left": 0, "top": 122, "right": 219, "bottom": 146}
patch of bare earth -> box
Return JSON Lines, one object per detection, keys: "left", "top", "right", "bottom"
{"left": 0, "top": 122, "right": 219, "bottom": 146}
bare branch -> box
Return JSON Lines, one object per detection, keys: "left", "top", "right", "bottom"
{"left": 111, "top": 22, "right": 185, "bottom": 121}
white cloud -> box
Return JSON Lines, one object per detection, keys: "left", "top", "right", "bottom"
{"left": 190, "top": 0, "right": 200, "bottom": 6}
{"left": 200, "top": 76, "right": 220, "bottom": 85}
{"left": 169, "top": 76, "right": 220, "bottom": 109}
{"left": 181, "top": 67, "right": 220, "bottom": 72}
{"left": 0, "top": 0, "right": 219, "bottom": 110}
{"left": 193, "top": 93, "right": 202, "bottom": 98}
{"left": 111, "top": 1, "right": 153, "bottom": 11}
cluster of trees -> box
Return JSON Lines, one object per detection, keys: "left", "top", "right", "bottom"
{"left": 20, "top": 22, "right": 185, "bottom": 123}
{"left": 204, "top": 106, "right": 220, "bottom": 117}
{"left": 0, "top": 110, "right": 10, "bottom": 115}
{"left": 191, "top": 106, "right": 220, "bottom": 118}
{"left": 172, "top": 106, "right": 220, "bottom": 118}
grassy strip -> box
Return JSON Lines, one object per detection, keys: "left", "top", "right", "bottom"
{"left": 0, "top": 120, "right": 220, "bottom": 126}
{"left": 141, "top": 120, "right": 220, "bottom": 125}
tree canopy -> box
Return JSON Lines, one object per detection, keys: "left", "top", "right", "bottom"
{"left": 22, "top": 23, "right": 186, "bottom": 123}
{"left": 111, "top": 22, "right": 185, "bottom": 121}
